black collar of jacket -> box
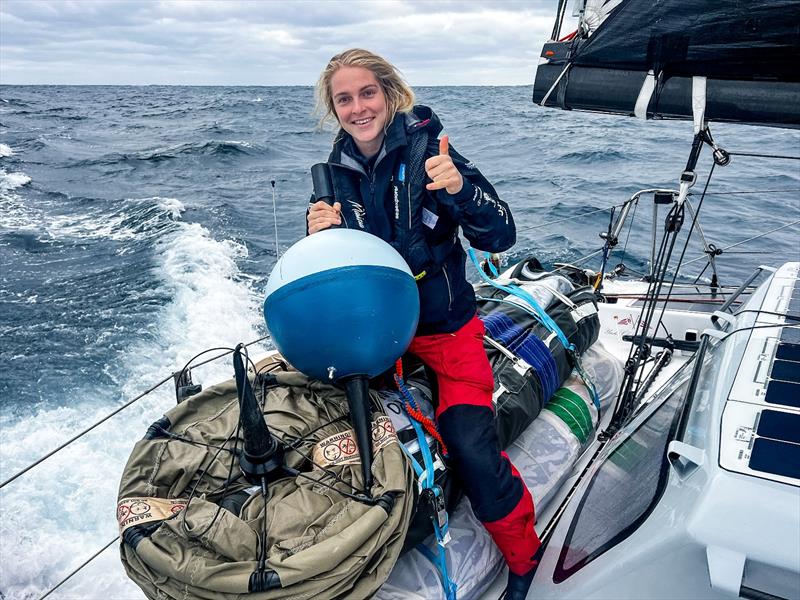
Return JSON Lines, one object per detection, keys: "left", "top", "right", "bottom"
{"left": 328, "top": 105, "right": 443, "bottom": 167}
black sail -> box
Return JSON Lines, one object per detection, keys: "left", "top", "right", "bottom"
{"left": 533, "top": 0, "right": 800, "bottom": 127}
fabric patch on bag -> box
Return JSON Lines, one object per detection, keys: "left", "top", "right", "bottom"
{"left": 312, "top": 415, "right": 398, "bottom": 468}
{"left": 117, "top": 497, "right": 188, "bottom": 533}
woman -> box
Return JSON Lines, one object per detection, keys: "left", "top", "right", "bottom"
{"left": 308, "top": 48, "right": 540, "bottom": 599}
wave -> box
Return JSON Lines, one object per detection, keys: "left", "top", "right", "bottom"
{"left": 0, "top": 169, "right": 31, "bottom": 190}
{"left": 0, "top": 193, "right": 185, "bottom": 247}
{"left": 0, "top": 143, "right": 14, "bottom": 157}
{"left": 0, "top": 97, "right": 30, "bottom": 107}
{"left": 71, "top": 140, "right": 256, "bottom": 167}
{"left": 558, "top": 149, "right": 628, "bottom": 163}
{"left": 44, "top": 196, "right": 185, "bottom": 242}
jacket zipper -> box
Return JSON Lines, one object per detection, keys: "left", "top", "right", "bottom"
{"left": 442, "top": 264, "right": 453, "bottom": 311}
{"left": 407, "top": 168, "right": 412, "bottom": 230}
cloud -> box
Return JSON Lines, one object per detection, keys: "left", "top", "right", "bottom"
{"left": 0, "top": 0, "right": 555, "bottom": 85}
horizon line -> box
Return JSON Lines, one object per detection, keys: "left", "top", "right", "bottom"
{"left": 0, "top": 83, "right": 534, "bottom": 88}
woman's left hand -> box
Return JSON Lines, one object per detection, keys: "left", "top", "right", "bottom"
{"left": 425, "top": 135, "right": 463, "bottom": 195}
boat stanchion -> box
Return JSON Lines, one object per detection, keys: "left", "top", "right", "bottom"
{"left": 174, "top": 368, "right": 202, "bottom": 403}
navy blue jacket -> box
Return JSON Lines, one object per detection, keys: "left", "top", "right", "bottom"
{"left": 313, "top": 106, "right": 515, "bottom": 335}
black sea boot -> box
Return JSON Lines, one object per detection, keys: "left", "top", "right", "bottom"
{"left": 499, "top": 565, "right": 536, "bottom": 600}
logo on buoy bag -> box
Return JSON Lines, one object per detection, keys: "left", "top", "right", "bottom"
{"left": 263, "top": 229, "right": 420, "bottom": 381}
{"left": 117, "top": 497, "right": 188, "bottom": 533}
{"left": 312, "top": 416, "right": 398, "bottom": 468}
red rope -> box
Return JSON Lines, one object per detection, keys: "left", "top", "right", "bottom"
{"left": 559, "top": 29, "right": 577, "bottom": 42}
{"left": 394, "top": 360, "right": 448, "bottom": 456}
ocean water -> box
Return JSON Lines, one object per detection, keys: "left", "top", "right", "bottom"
{"left": 0, "top": 85, "right": 797, "bottom": 599}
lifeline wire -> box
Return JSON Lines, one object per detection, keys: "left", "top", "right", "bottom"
{"left": 37, "top": 536, "right": 120, "bottom": 600}
{"left": 681, "top": 219, "right": 800, "bottom": 268}
{"left": 0, "top": 335, "right": 268, "bottom": 490}
{"left": 517, "top": 202, "right": 625, "bottom": 232}
{"left": 728, "top": 151, "right": 800, "bottom": 161}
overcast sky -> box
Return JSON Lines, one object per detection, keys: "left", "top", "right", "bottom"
{"left": 0, "top": 0, "right": 559, "bottom": 86}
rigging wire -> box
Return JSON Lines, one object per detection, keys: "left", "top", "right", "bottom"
{"left": 0, "top": 373, "right": 172, "bottom": 490}
{"left": 0, "top": 336, "right": 269, "bottom": 490}
{"left": 728, "top": 151, "right": 800, "bottom": 161}
{"left": 693, "top": 188, "right": 800, "bottom": 196}
{"left": 607, "top": 126, "right": 715, "bottom": 433}
{"left": 37, "top": 536, "right": 120, "bottom": 600}
{"left": 719, "top": 323, "right": 800, "bottom": 343}
{"left": 551, "top": 248, "right": 606, "bottom": 274}
{"left": 733, "top": 309, "right": 800, "bottom": 322}
{"left": 682, "top": 219, "right": 800, "bottom": 268}
{"left": 650, "top": 165, "right": 717, "bottom": 345}
{"left": 683, "top": 198, "right": 724, "bottom": 292}
{"left": 517, "top": 202, "right": 625, "bottom": 232}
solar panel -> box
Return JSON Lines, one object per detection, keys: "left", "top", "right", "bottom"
{"left": 764, "top": 380, "right": 800, "bottom": 409}
{"left": 781, "top": 327, "right": 800, "bottom": 344}
{"left": 757, "top": 409, "right": 800, "bottom": 444}
{"left": 721, "top": 268, "right": 800, "bottom": 485}
{"left": 771, "top": 359, "right": 800, "bottom": 384}
{"left": 749, "top": 438, "right": 800, "bottom": 480}
{"left": 776, "top": 340, "right": 800, "bottom": 362}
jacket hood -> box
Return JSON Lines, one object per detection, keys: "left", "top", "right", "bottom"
{"left": 403, "top": 105, "right": 443, "bottom": 137}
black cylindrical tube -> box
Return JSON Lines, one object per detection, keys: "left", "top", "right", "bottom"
{"left": 343, "top": 375, "right": 374, "bottom": 491}
{"left": 311, "top": 163, "right": 335, "bottom": 206}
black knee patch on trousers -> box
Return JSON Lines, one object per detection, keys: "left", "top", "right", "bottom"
{"left": 438, "top": 404, "right": 523, "bottom": 523}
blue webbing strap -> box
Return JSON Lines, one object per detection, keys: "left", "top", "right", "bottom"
{"left": 395, "top": 382, "right": 457, "bottom": 599}
{"left": 417, "top": 532, "right": 457, "bottom": 600}
{"left": 468, "top": 248, "right": 572, "bottom": 350}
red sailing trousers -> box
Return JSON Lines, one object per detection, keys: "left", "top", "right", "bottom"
{"left": 408, "top": 314, "right": 541, "bottom": 575}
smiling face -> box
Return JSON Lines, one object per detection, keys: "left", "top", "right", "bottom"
{"left": 330, "top": 66, "right": 388, "bottom": 159}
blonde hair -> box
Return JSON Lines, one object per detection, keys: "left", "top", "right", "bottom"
{"left": 314, "top": 48, "right": 415, "bottom": 132}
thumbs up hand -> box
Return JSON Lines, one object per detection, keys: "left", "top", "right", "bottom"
{"left": 425, "top": 135, "right": 464, "bottom": 195}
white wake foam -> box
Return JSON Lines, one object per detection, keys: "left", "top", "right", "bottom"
{"left": 0, "top": 169, "right": 31, "bottom": 190}
{"left": 0, "top": 143, "right": 14, "bottom": 157}
{"left": 45, "top": 196, "right": 185, "bottom": 242}
{"left": 0, "top": 201, "right": 269, "bottom": 599}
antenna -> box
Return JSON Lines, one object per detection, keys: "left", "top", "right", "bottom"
{"left": 232, "top": 344, "right": 286, "bottom": 592}
{"left": 270, "top": 179, "right": 280, "bottom": 259}
{"left": 232, "top": 343, "right": 285, "bottom": 484}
